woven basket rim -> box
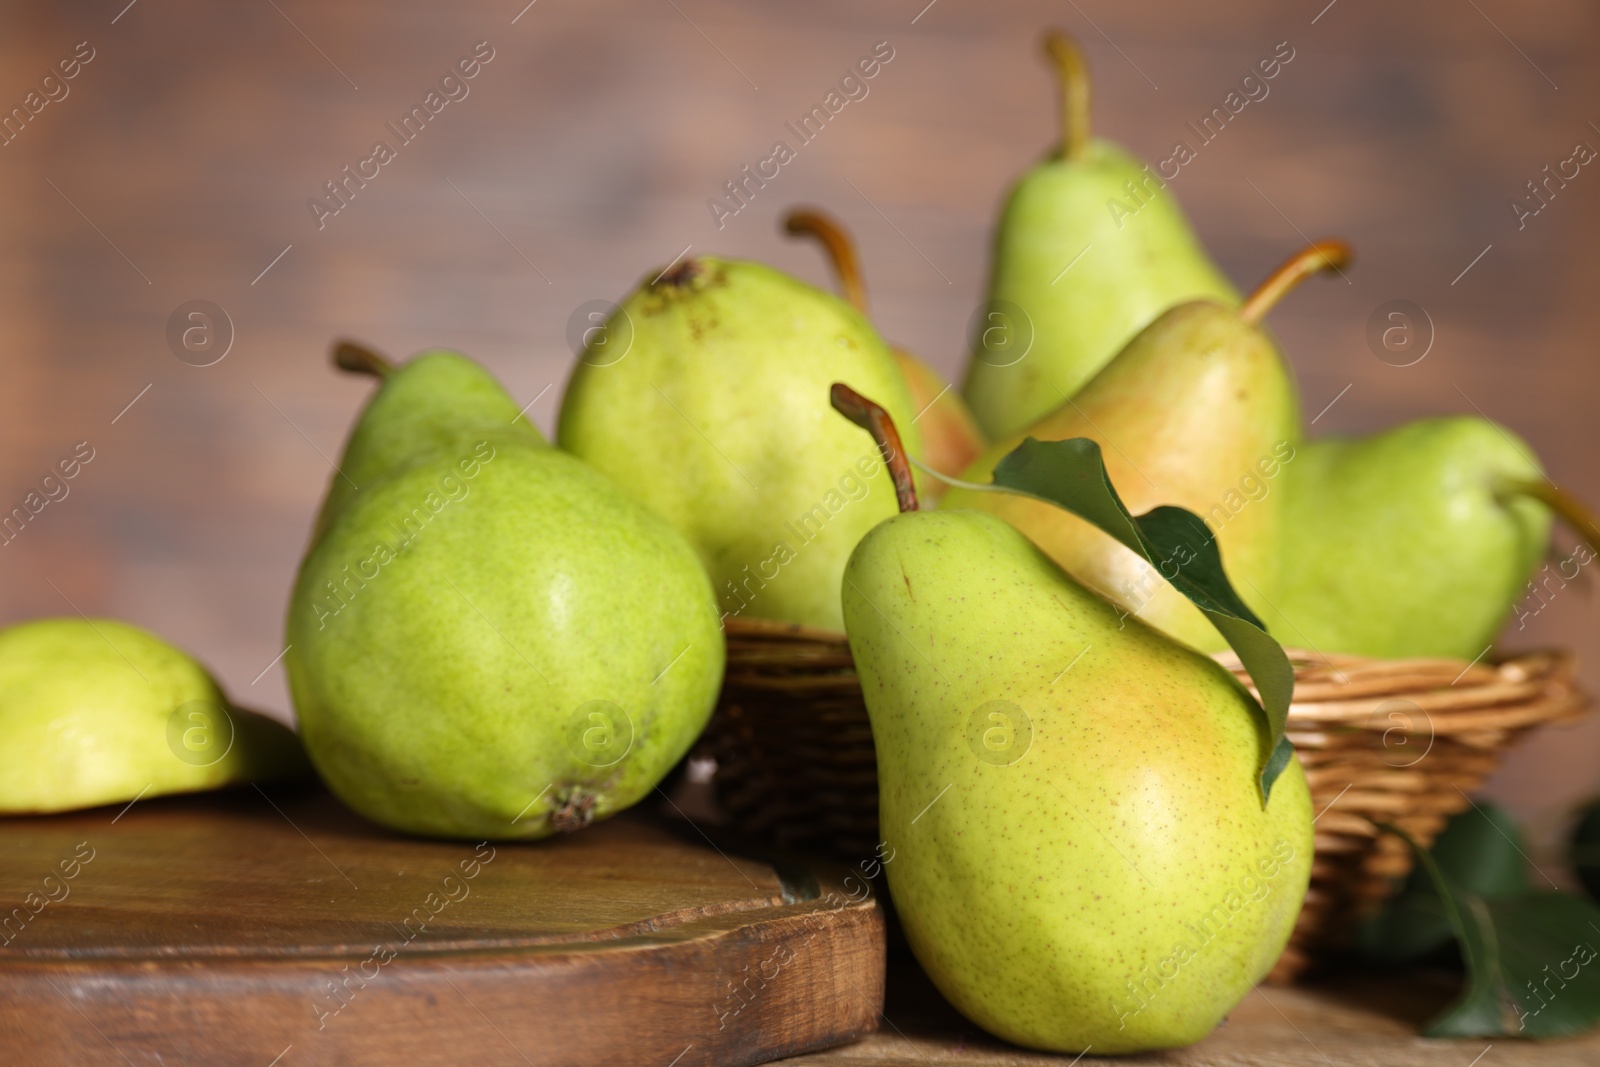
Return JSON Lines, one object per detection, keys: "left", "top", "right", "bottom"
{"left": 722, "top": 617, "right": 1581, "bottom": 721}
{"left": 726, "top": 616, "right": 1561, "bottom": 670}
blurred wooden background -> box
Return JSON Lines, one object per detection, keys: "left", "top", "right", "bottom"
{"left": 0, "top": 0, "right": 1596, "bottom": 854}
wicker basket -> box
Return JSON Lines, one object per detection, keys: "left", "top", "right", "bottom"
{"left": 700, "top": 616, "right": 1588, "bottom": 981}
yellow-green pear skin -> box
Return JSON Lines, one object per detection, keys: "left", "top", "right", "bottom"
{"left": 946, "top": 302, "right": 1299, "bottom": 652}
{"left": 962, "top": 138, "right": 1238, "bottom": 441}
{"left": 557, "top": 256, "right": 923, "bottom": 631}
{"left": 288, "top": 352, "right": 724, "bottom": 840}
{"left": 0, "top": 618, "right": 310, "bottom": 814}
{"left": 842, "top": 510, "right": 1311, "bottom": 1053}
{"left": 1270, "top": 418, "right": 1550, "bottom": 659}
{"left": 314, "top": 349, "right": 544, "bottom": 539}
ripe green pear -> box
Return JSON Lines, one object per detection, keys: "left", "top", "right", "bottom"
{"left": 558, "top": 256, "right": 923, "bottom": 631}
{"left": 962, "top": 31, "right": 1237, "bottom": 440}
{"left": 843, "top": 508, "right": 1312, "bottom": 1053}
{"left": 946, "top": 307, "right": 1298, "bottom": 652}
{"left": 314, "top": 343, "right": 542, "bottom": 538}
{"left": 288, "top": 351, "right": 724, "bottom": 839}
{"left": 946, "top": 241, "right": 1349, "bottom": 652}
{"left": 0, "top": 618, "right": 309, "bottom": 814}
{"left": 1270, "top": 417, "right": 1551, "bottom": 659}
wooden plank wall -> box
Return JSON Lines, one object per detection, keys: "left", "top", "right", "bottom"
{"left": 0, "top": 0, "right": 1595, "bottom": 853}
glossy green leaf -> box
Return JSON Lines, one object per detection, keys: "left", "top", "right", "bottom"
{"left": 986, "top": 436, "right": 1295, "bottom": 801}
{"left": 1361, "top": 801, "right": 1531, "bottom": 965}
{"left": 1433, "top": 801, "right": 1535, "bottom": 899}
{"left": 1382, "top": 823, "right": 1600, "bottom": 1039}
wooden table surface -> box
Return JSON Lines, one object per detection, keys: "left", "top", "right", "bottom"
{"left": 0, "top": 0, "right": 1596, "bottom": 852}
{"left": 779, "top": 958, "right": 1600, "bottom": 1066}
{"left": 6, "top": 785, "right": 1594, "bottom": 1066}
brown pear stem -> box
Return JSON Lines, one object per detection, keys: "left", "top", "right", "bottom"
{"left": 332, "top": 340, "right": 394, "bottom": 378}
{"left": 1239, "top": 239, "right": 1354, "bottom": 324}
{"left": 1499, "top": 478, "right": 1600, "bottom": 554}
{"left": 830, "top": 383, "right": 918, "bottom": 513}
{"left": 784, "top": 208, "right": 868, "bottom": 314}
{"left": 1042, "top": 30, "right": 1090, "bottom": 162}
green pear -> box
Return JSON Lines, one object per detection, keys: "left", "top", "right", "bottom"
{"left": 835, "top": 403, "right": 1311, "bottom": 1052}
{"left": 962, "top": 30, "right": 1238, "bottom": 441}
{"left": 944, "top": 241, "right": 1349, "bottom": 652}
{"left": 558, "top": 255, "right": 923, "bottom": 631}
{"left": 313, "top": 342, "right": 542, "bottom": 539}
{"left": 288, "top": 349, "right": 724, "bottom": 840}
{"left": 0, "top": 618, "right": 309, "bottom": 814}
{"left": 1270, "top": 417, "right": 1554, "bottom": 660}
{"left": 783, "top": 207, "right": 986, "bottom": 502}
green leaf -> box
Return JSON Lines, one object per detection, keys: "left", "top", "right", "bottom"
{"left": 1360, "top": 801, "right": 1531, "bottom": 965}
{"left": 1433, "top": 801, "right": 1534, "bottom": 899}
{"left": 1357, "top": 883, "right": 1456, "bottom": 966}
{"left": 986, "top": 437, "right": 1295, "bottom": 802}
{"left": 1382, "top": 823, "right": 1600, "bottom": 1039}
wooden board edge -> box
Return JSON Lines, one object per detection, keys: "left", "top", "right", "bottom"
{"left": 0, "top": 892, "right": 886, "bottom": 1067}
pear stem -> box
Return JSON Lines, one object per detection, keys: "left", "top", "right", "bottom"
{"left": 830, "top": 383, "right": 919, "bottom": 513}
{"left": 1043, "top": 30, "right": 1090, "bottom": 163}
{"left": 332, "top": 340, "right": 394, "bottom": 378}
{"left": 1238, "top": 239, "right": 1353, "bottom": 325}
{"left": 784, "top": 209, "right": 868, "bottom": 314}
{"left": 1499, "top": 477, "right": 1600, "bottom": 554}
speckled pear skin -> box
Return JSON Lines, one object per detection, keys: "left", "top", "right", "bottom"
{"left": 946, "top": 302, "right": 1300, "bottom": 653}
{"left": 1271, "top": 417, "right": 1549, "bottom": 659}
{"left": 314, "top": 350, "right": 545, "bottom": 540}
{"left": 842, "top": 510, "right": 1312, "bottom": 1053}
{"left": 962, "top": 139, "right": 1238, "bottom": 441}
{"left": 287, "top": 437, "right": 725, "bottom": 841}
{"left": 557, "top": 256, "right": 923, "bottom": 631}
{"left": 0, "top": 618, "right": 309, "bottom": 814}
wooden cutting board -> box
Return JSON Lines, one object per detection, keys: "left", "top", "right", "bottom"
{"left": 0, "top": 786, "right": 884, "bottom": 1067}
